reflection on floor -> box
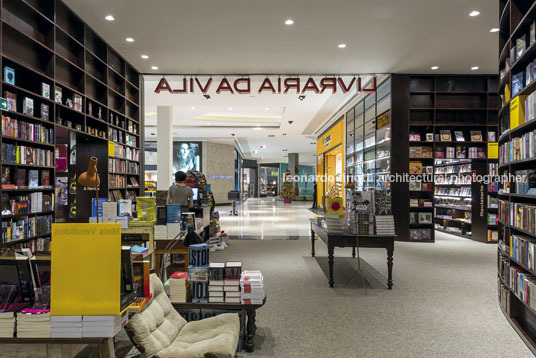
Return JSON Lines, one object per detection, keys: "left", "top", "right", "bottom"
{"left": 218, "top": 197, "right": 315, "bottom": 239}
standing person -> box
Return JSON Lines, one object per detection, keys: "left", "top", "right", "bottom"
{"left": 167, "top": 171, "right": 194, "bottom": 209}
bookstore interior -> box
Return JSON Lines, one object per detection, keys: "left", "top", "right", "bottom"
{"left": 3, "top": 0, "right": 536, "bottom": 357}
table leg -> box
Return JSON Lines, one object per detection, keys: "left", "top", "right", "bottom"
{"left": 98, "top": 337, "right": 115, "bottom": 358}
{"left": 245, "top": 309, "right": 257, "bottom": 352}
{"left": 311, "top": 229, "right": 315, "bottom": 257}
{"left": 352, "top": 246, "right": 356, "bottom": 258}
{"left": 328, "top": 244, "right": 334, "bottom": 288}
{"left": 387, "top": 248, "right": 394, "bottom": 289}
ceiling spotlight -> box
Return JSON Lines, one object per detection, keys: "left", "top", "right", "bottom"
{"left": 191, "top": 106, "right": 195, "bottom": 109}
{"left": 285, "top": 19, "right": 294, "bottom": 25}
{"left": 490, "top": 28, "right": 499, "bottom": 33}
{"left": 349, "top": 133, "right": 354, "bottom": 137}
{"left": 310, "top": 142, "right": 315, "bottom": 145}
{"left": 298, "top": 95, "right": 305, "bottom": 101}
{"left": 260, "top": 145, "right": 265, "bottom": 149}
{"left": 282, "top": 149, "right": 288, "bottom": 151}
{"left": 264, "top": 107, "right": 269, "bottom": 111}
{"left": 252, "top": 150, "right": 258, "bottom": 154}
{"left": 283, "top": 133, "right": 287, "bottom": 136}
{"left": 151, "top": 66, "right": 159, "bottom": 70}
{"left": 105, "top": 15, "right": 115, "bottom": 21}
{"left": 141, "top": 54, "right": 149, "bottom": 59}
{"left": 431, "top": 66, "right": 439, "bottom": 70}
{"left": 150, "top": 132, "right": 155, "bottom": 136}
{"left": 471, "top": 66, "right": 479, "bottom": 70}
{"left": 203, "top": 94, "right": 211, "bottom": 100}
{"left": 126, "top": 37, "right": 134, "bottom": 42}
{"left": 228, "top": 107, "right": 233, "bottom": 110}
{"left": 207, "top": 123, "right": 211, "bottom": 125}
{"left": 260, "top": 157, "right": 264, "bottom": 160}
{"left": 231, "top": 133, "right": 235, "bottom": 136}
{"left": 338, "top": 43, "right": 347, "bottom": 49}
{"left": 253, "top": 127, "right": 262, "bottom": 130}
{"left": 469, "top": 10, "right": 480, "bottom": 17}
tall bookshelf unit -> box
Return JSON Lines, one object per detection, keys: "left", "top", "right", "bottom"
{"left": 0, "top": 0, "right": 144, "bottom": 250}
{"left": 497, "top": 0, "right": 536, "bottom": 354}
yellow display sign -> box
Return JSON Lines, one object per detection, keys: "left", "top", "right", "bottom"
{"left": 510, "top": 96, "right": 527, "bottom": 130}
{"left": 51, "top": 223, "right": 121, "bottom": 316}
{"left": 317, "top": 118, "right": 344, "bottom": 154}
{"left": 488, "top": 143, "right": 499, "bottom": 159}
{"left": 327, "top": 197, "right": 344, "bottom": 217}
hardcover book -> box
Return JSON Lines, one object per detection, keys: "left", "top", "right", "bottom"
{"left": 73, "top": 94, "right": 82, "bottom": 112}
{"left": 532, "top": 22, "right": 536, "bottom": 45}
{"left": 3, "top": 66, "right": 14, "bottom": 85}
{"left": 470, "top": 130, "right": 483, "bottom": 142}
{"left": 41, "top": 104, "right": 49, "bottom": 121}
{"left": 440, "top": 130, "right": 451, "bottom": 142}
{"left": 1, "top": 167, "right": 10, "bottom": 185}
{"left": 426, "top": 133, "right": 434, "bottom": 142}
{"left": 23, "top": 97, "right": 34, "bottom": 116}
{"left": 54, "top": 86, "right": 62, "bottom": 103}
{"left": 5, "top": 91, "right": 16, "bottom": 111}
{"left": 454, "top": 131, "right": 465, "bottom": 141}
{"left": 28, "top": 170, "right": 39, "bottom": 188}
{"left": 41, "top": 170, "right": 50, "bottom": 186}
{"left": 41, "top": 83, "right": 50, "bottom": 99}
{"left": 15, "top": 168, "right": 26, "bottom": 188}
{"left": 409, "top": 161, "right": 422, "bottom": 175}
{"left": 517, "top": 35, "right": 527, "bottom": 59}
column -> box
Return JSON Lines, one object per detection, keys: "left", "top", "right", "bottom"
{"left": 156, "top": 106, "right": 173, "bottom": 190}
{"left": 288, "top": 153, "right": 299, "bottom": 196}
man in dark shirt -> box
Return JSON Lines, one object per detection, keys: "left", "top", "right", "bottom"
{"left": 167, "top": 171, "right": 194, "bottom": 209}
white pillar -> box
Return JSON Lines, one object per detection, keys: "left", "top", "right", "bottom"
{"left": 157, "top": 106, "right": 173, "bottom": 190}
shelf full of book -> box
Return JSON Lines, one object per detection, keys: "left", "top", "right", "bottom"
{"left": 497, "top": 0, "right": 536, "bottom": 355}
{"left": 1, "top": 0, "right": 144, "bottom": 247}
{"left": 393, "top": 74, "right": 499, "bottom": 242}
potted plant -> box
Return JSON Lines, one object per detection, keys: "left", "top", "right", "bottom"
{"left": 281, "top": 169, "right": 295, "bottom": 203}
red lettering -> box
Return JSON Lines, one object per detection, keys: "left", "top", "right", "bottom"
{"left": 216, "top": 78, "right": 234, "bottom": 94}
{"left": 195, "top": 78, "right": 213, "bottom": 94}
{"left": 172, "top": 78, "right": 187, "bottom": 93}
{"left": 234, "top": 78, "right": 251, "bottom": 94}
{"left": 190, "top": 78, "right": 194, "bottom": 93}
{"left": 320, "top": 77, "right": 337, "bottom": 94}
{"left": 284, "top": 78, "right": 300, "bottom": 94}
{"left": 277, "top": 77, "right": 281, "bottom": 93}
{"left": 302, "top": 78, "right": 320, "bottom": 94}
{"left": 154, "top": 77, "right": 173, "bottom": 93}
{"left": 361, "top": 77, "right": 377, "bottom": 93}
{"left": 258, "top": 78, "right": 276, "bottom": 94}
{"left": 337, "top": 77, "right": 355, "bottom": 93}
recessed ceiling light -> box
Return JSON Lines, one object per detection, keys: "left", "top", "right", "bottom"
{"left": 191, "top": 106, "right": 195, "bottom": 110}
{"left": 207, "top": 123, "right": 211, "bottom": 125}
{"left": 469, "top": 10, "right": 480, "bottom": 17}
{"left": 264, "top": 107, "right": 269, "bottom": 111}
{"left": 338, "top": 43, "right": 347, "bottom": 49}
{"left": 282, "top": 133, "right": 287, "bottom": 136}
{"left": 260, "top": 145, "right": 265, "bottom": 149}
{"left": 431, "top": 66, "right": 439, "bottom": 70}
{"left": 126, "top": 37, "right": 134, "bottom": 42}
{"left": 252, "top": 150, "right": 258, "bottom": 154}
{"left": 151, "top": 66, "right": 159, "bottom": 70}
{"left": 490, "top": 28, "right": 499, "bottom": 33}
{"left": 141, "top": 54, "right": 149, "bottom": 59}
{"left": 150, "top": 132, "right": 155, "bottom": 136}
{"left": 105, "top": 15, "right": 115, "bottom": 21}
{"left": 253, "top": 127, "right": 262, "bottom": 130}
{"left": 471, "top": 66, "right": 479, "bottom": 70}
{"left": 228, "top": 107, "right": 233, "bottom": 110}
{"left": 285, "top": 19, "right": 294, "bottom": 25}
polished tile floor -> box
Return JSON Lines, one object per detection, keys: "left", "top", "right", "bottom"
{"left": 218, "top": 197, "right": 316, "bottom": 239}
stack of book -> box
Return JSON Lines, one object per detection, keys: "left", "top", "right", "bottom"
{"left": 324, "top": 214, "right": 344, "bottom": 234}
{"left": 208, "top": 263, "right": 225, "bottom": 303}
{"left": 154, "top": 225, "right": 167, "bottom": 240}
{"left": 51, "top": 316, "right": 82, "bottom": 338}
{"left": 167, "top": 223, "right": 181, "bottom": 239}
{"left": 375, "top": 216, "right": 395, "bottom": 235}
{"left": 16, "top": 310, "right": 51, "bottom": 338}
{"left": 189, "top": 244, "right": 210, "bottom": 303}
{"left": 240, "top": 271, "right": 264, "bottom": 305}
{"left": 82, "top": 314, "right": 127, "bottom": 338}
{"left": 0, "top": 310, "right": 15, "bottom": 337}
{"left": 224, "top": 262, "right": 242, "bottom": 303}
{"left": 169, "top": 272, "right": 188, "bottom": 303}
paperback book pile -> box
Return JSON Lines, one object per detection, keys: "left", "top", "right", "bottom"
{"left": 208, "top": 263, "right": 225, "bottom": 303}
{"left": 169, "top": 272, "right": 188, "bottom": 303}
{"left": 224, "top": 262, "right": 242, "bottom": 303}
{"left": 154, "top": 225, "right": 167, "bottom": 240}
{"left": 16, "top": 309, "right": 50, "bottom": 337}
{"left": 51, "top": 316, "right": 82, "bottom": 338}
{"left": 324, "top": 214, "right": 344, "bottom": 234}
{"left": 189, "top": 244, "right": 209, "bottom": 303}
{"left": 240, "top": 271, "right": 264, "bottom": 305}
{"left": 0, "top": 310, "right": 15, "bottom": 337}
{"left": 375, "top": 216, "right": 395, "bottom": 235}
{"left": 82, "top": 314, "right": 127, "bottom": 338}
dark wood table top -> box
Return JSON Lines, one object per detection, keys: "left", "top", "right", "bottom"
{"left": 171, "top": 297, "right": 266, "bottom": 310}
{"left": 310, "top": 219, "right": 396, "bottom": 240}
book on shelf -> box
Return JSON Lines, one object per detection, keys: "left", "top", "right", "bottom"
{"left": 517, "top": 35, "right": 527, "bottom": 60}
{"left": 426, "top": 133, "right": 434, "bottom": 142}
{"left": 409, "top": 133, "right": 421, "bottom": 142}
{"left": 4, "top": 66, "right": 14, "bottom": 85}
{"left": 41, "top": 83, "right": 50, "bottom": 99}
{"left": 454, "top": 131, "right": 465, "bottom": 142}
{"left": 512, "top": 72, "right": 525, "bottom": 96}
{"left": 531, "top": 22, "right": 536, "bottom": 45}
{"left": 440, "top": 130, "right": 451, "bottom": 142}
{"left": 22, "top": 98, "right": 34, "bottom": 117}
{"left": 418, "top": 212, "right": 432, "bottom": 224}
{"left": 409, "top": 161, "right": 422, "bottom": 175}
{"left": 5, "top": 91, "right": 16, "bottom": 112}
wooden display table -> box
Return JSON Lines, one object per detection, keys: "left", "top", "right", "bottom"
{"left": 310, "top": 220, "right": 395, "bottom": 289}
{"left": 121, "top": 222, "right": 155, "bottom": 269}
{"left": 172, "top": 298, "right": 266, "bottom": 352}
{"left": 0, "top": 337, "right": 115, "bottom": 358}
{"left": 154, "top": 239, "right": 189, "bottom": 278}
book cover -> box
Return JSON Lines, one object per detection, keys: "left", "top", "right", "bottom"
{"left": 470, "top": 130, "right": 483, "bottom": 142}
{"left": 23, "top": 97, "right": 34, "bottom": 116}
{"left": 91, "top": 198, "right": 109, "bottom": 217}
{"left": 1, "top": 167, "right": 10, "bottom": 185}
{"left": 54, "top": 86, "right": 62, "bottom": 103}
{"left": 73, "top": 94, "right": 82, "bottom": 112}
{"left": 426, "top": 133, "right": 434, "bottom": 142}
{"left": 532, "top": 22, "right": 536, "bottom": 45}
{"left": 440, "top": 130, "right": 451, "bottom": 142}
{"left": 409, "top": 161, "right": 422, "bottom": 174}
{"left": 41, "top": 83, "right": 50, "bottom": 99}
{"left": 101, "top": 202, "right": 117, "bottom": 223}
{"left": 41, "top": 104, "right": 49, "bottom": 121}
{"left": 41, "top": 170, "right": 50, "bottom": 186}
{"left": 15, "top": 168, "right": 26, "bottom": 188}
{"left": 28, "top": 170, "right": 39, "bottom": 189}
{"left": 166, "top": 204, "right": 181, "bottom": 223}
{"left": 55, "top": 177, "right": 68, "bottom": 205}
{"left": 418, "top": 212, "right": 432, "bottom": 224}
{"left": 488, "top": 131, "right": 496, "bottom": 142}
{"left": 517, "top": 35, "right": 527, "bottom": 59}
{"left": 5, "top": 91, "right": 16, "bottom": 111}
{"left": 4, "top": 66, "right": 14, "bottom": 85}
{"left": 374, "top": 190, "right": 392, "bottom": 215}
{"left": 118, "top": 199, "right": 132, "bottom": 217}
{"left": 454, "top": 131, "right": 465, "bottom": 141}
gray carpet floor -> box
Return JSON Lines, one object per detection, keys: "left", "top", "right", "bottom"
{"left": 79, "top": 232, "right": 534, "bottom": 357}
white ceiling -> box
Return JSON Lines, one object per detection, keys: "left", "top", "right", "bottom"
{"left": 65, "top": 0, "right": 499, "bottom": 74}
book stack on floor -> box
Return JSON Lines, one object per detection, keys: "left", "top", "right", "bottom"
{"left": 82, "top": 314, "right": 127, "bottom": 338}
{"left": 51, "top": 316, "right": 82, "bottom": 338}
{"left": 375, "top": 216, "right": 395, "bottom": 235}
{"left": 189, "top": 244, "right": 210, "bottom": 303}
{"left": 169, "top": 272, "right": 188, "bottom": 303}
{"left": 208, "top": 263, "right": 225, "bottom": 303}
{"left": 224, "top": 262, "right": 242, "bottom": 303}
{"left": 240, "top": 271, "right": 264, "bottom": 305}
{"left": 16, "top": 309, "right": 50, "bottom": 338}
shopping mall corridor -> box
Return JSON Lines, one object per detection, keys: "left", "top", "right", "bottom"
{"left": 218, "top": 197, "right": 316, "bottom": 239}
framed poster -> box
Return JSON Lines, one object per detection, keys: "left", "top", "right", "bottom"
{"left": 173, "top": 141, "right": 201, "bottom": 173}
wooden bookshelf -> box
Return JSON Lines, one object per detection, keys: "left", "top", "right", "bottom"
{"left": 0, "top": 0, "right": 144, "bottom": 248}
{"left": 497, "top": 0, "right": 536, "bottom": 355}
{"left": 388, "top": 74, "right": 499, "bottom": 242}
